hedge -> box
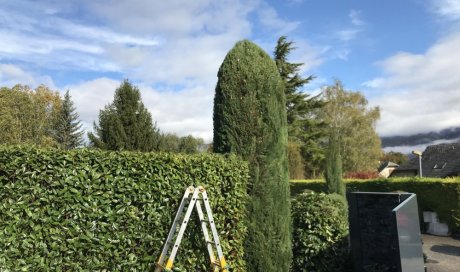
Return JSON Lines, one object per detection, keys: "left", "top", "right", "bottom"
{"left": 0, "top": 145, "right": 249, "bottom": 271}
{"left": 291, "top": 178, "right": 460, "bottom": 232}
{"left": 291, "top": 192, "right": 350, "bottom": 272}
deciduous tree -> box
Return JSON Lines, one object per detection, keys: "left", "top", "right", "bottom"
{"left": 380, "top": 151, "right": 408, "bottom": 165}
{"left": 321, "top": 80, "right": 382, "bottom": 173}
{"left": 0, "top": 84, "right": 61, "bottom": 146}
{"left": 157, "top": 133, "right": 205, "bottom": 153}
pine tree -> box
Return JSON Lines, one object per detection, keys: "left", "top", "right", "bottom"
{"left": 88, "top": 80, "right": 160, "bottom": 151}
{"left": 213, "top": 40, "right": 291, "bottom": 271}
{"left": 325, "top": 132, "right": 345, "bottom": 197}
{"left": 52, "top": 90, "right": 84, "bottom": 149}
{"left": 274, "top": 36, "right": 326, "bottom": 178}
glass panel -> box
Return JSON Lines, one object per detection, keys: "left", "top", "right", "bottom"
{"left": 394, "top": 195, "right": 425, "bottom": 272}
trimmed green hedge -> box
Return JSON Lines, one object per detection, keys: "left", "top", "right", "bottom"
{"left": 291, "top": 192, "right": 349, "bottom": 272}
{"left": 291, "top": 178, "right": 460, "bottom": 232}
{"left": 0, "top": 145, "right": 249, "bottom": 271}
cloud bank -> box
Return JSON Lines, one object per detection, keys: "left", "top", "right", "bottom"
{"left": 367, "top": 32, "right": 460, "bottom": 137}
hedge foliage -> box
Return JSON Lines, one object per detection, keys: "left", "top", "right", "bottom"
{"left": 291, "top": 178, "right": 460, "bottom": 232}
{"left": 291, "top": 192, "right": 349, "bottom": 272}
{"left": 0, "top": 145, "right": 249, "bottom": 271}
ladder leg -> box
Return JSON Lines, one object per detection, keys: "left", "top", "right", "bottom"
{"left": 155, "top": 186, "right": 195, "bottom": 272}
{"left": 199, "top": 187, "right": 228, "bottom": 272}
{"left": 196, "top": 199, "right": 217, "bottom": 268}
{"left": 161, "top": 187, "right": 201, "bottom": 271}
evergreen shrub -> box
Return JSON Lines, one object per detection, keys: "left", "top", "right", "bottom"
{"left": 291, "top": 191, "right": 349, "bottom": 272}
{"left": 213, "top": 40, "right": 291, "bottom": 271}
{"left": 0, "top": 145, "right": 248, "bottom": 271}
{"left": 291, "top": 178, "right": 460, "bottom": 232}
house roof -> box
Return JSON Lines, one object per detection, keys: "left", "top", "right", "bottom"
{"left": 393, "top": 143, "right": 460, "bottom": 178}
{"left": 378, "top": 161, "right": 399, "bottom": 172}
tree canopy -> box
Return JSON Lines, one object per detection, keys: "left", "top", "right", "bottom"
{"left": 321, "top": 80, "right": 382, "bottom": 173}
{"left": 0, "top": 84, "right": 61, "bottom": 147}
{"left": 88, "top": 80, "right": 160, "bottom": 151}
{"left": 274, "top": 36, "right": 326, "bottom": 178}
{"left": 157, "top": 133, "right": 205, "bottom": 154}
{"left": 52, "top": 90, "right": 84, "bottom": 149}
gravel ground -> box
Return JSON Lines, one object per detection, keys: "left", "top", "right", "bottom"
{"left": 423, "top": 234, "right": 460, "bottom": 272}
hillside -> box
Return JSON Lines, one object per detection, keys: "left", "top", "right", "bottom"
{"left": 381, "top": 127, "right": 460, "bottom": 147}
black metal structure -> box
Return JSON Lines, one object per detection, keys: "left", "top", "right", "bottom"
{"left": 348, "top": 192, "right": 424, "bottom": 272}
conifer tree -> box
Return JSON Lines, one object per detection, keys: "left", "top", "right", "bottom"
{"left": 274, "top": 36, "right": 326, "bottom": 178}
{"left": 88, "top": 80, "right": 160, "bottom": 151}
{"left": 52, "top": 90, "right": 84, "bottom": 149}
{"left": 325, "top": 132, "right": 345, "bottom": 197}
{"left": 213, "top": 40, "right": 291, "bottom": 271}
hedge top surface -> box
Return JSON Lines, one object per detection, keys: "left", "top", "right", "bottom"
{"left": 291, "top": 177, "right": 460, "bottom": 183}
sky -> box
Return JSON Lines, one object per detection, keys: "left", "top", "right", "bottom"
{"left": 1, "top": 0, "right": 460, "bottom": 147}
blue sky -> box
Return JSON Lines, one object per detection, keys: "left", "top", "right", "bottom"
{"left": 1, "top": 0, "right": 460, "bottom": 145}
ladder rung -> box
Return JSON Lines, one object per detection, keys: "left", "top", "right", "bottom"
{"left": 206, "top": 240, "right": 215, "bottom": 244}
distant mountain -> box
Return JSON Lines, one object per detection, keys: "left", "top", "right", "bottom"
{"left": 381, "top": 127, "right": 460, "bottom": 147}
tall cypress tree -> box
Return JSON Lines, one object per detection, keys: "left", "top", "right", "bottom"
{"left": 88, "top": 80, "right": 160, "bottom": 151}
{"left": 325, "top": 132, "right": 345, "bottom": 197}
{"left": 274, "top": 36, "right": 326, "bottom": 178}
{"left": 52, "top": 90, "right": 84, "bottom": 149}
{"left": 213, "top": 40, "right": 291, "bottom": 271}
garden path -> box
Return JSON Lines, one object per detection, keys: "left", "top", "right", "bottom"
{"left": 423, "top": 234, "right": 460, "bottom": 272}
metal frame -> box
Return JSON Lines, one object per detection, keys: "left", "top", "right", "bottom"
{"left": 155, "top": 186, "right": 228, "bottom": 272}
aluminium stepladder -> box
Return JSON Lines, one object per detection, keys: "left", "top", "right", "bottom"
{"left": 154, "top": 186, "right": 229, "bottom": 272}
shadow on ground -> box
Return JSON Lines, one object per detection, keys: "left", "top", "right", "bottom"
{"left": 431, "top": 244, "right": 460, "bottom": 256}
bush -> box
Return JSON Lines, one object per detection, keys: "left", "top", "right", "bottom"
{"left": 291, "top": 178, "right": 460, "bottom": 232}
{"left": 291, "top": 192, "right": 349, "bottom": 272}
{"left": 0, "top": 145, "right": 249, "bottom": 271}
{"left": 344, "top": 171, "right": 379, "bottom": 179}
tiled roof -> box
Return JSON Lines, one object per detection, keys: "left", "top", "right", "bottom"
{"left": 393, "top": 143, "right": 460, "bottom": 178}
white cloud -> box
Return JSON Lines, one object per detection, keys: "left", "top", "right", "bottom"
{"left": 431, "top": 0, "right": 460, "bottom": 20}
{"left": 139, "top": 84, "right": 215, "bottom": 140}
{"left": 0, "top": 4, "right": 157, "bottom": 72}
{"left": 367, "top": 32, "right": 460, "bottom": 136}
{"left": 257, "top": 3, "right": 300, "bottom": 35}
{"left": 335, "top": 9, "right": 364, "bottom": 42}
{"left": 64, "top": 78, "right": 120, "bottom": 133}
{"left": 337, "top": 29, "right": 360, "bottom": 42}
{"left": 0, "top": 64, "right": 55, "bottom": 88}
{"left": 362, "top": 78, "right": 384, "bottom": 88}
{"left": 349, "top": 10, "right": 364, "bottom": 26}
{"left": 88, "top": 0, "right": 256, "bottom": 36}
